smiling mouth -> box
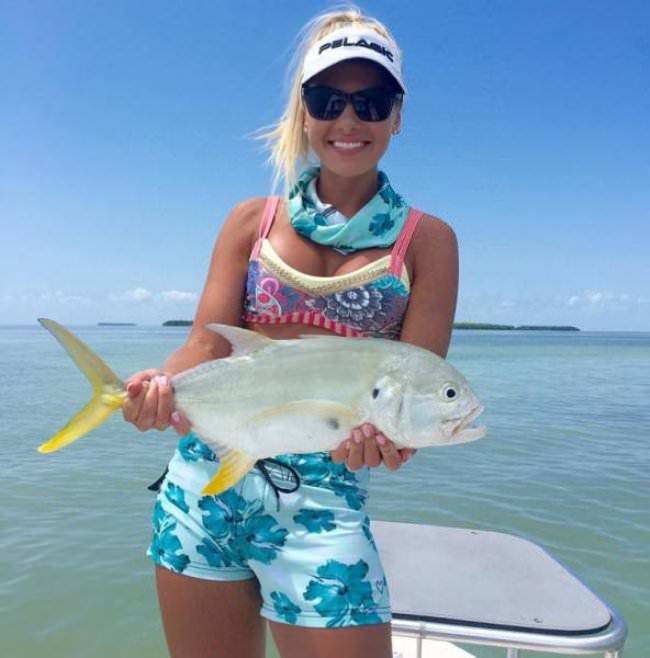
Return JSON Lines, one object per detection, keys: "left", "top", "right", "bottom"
{"left": 328, "top": 141, "right": 370, "bottom": 153}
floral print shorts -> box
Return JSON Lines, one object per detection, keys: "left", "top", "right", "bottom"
{"left": 147, "top": 433, "right": 391, "bottom": 628}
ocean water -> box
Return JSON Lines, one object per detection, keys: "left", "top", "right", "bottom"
{"left": 0, "top": 326, "right": 648, "bottom": 658}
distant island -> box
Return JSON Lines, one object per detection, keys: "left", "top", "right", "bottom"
{"left": 162, "top": 320, "right": 580, "bottom": 331}
{"left": 97, "top": 322, "right": 136, "bottom": 326}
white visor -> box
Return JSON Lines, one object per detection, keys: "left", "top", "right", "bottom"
{"left": 301, "top": 27, "right": 406, "bottom": 94}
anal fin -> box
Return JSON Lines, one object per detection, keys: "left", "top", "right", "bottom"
{"left": 201, "top": 449, "right": 256, "bottom": 496}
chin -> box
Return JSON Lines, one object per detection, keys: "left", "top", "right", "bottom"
{"left": 318, "top": 157, "right": 380, "bottom": 179}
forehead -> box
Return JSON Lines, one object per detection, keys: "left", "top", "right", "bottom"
{"left": 311, "top": 58, "right": 388, "bottom": 89}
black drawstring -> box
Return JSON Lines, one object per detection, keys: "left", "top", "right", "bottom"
{"left": 147, "top": 467, "right": 169, "bottom": 492}
{"left": 255, "top": 458, "right": 301, "bottom": 511}
{"left": 147, "top": 460, "right": 301, "bottom": 509}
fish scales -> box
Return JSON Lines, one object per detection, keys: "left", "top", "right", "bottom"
{"left": 173, "top": 338, "right": 390, "bottom": 457}
{"left": 36, "top": 319, "right": 486, "bottom": 496}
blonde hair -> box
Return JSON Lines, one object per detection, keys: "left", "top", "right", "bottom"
{"left": 254, "top": 5, "right": 403, "bottom": 196}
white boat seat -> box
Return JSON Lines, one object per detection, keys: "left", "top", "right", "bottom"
{"left": 372, "top": 521, "right": 627, "bottom": 657}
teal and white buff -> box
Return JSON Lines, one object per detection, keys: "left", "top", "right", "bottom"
{"left": 288, "top": 166, "right": 409, "bottom": 254}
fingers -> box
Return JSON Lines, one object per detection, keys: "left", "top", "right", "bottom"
{"left": 329, "top": 424, "right": 414, "bottom": 472}
{"left": 360, "top": 423, "right": 381, "bottom": 468}
{"left": 153, "top": 375, "right": 173, "bottom": 430}
{"left": 399, "top": 448, "right": 417, "bottom": 463}
{"left": 136, "top": 379, "right": 160, "bottom": 431}
{"left": 376, "top": 432, "right": 402, "bottom": 471}
{"left": 170, "top": 411, "right": 192, "bottom": 436}
{"left": 346, "top": 428, "right": 365, "bottom": 471}
{"left": 122, "top": 370, "right": 180, "bottom": 433}
{"left": 122, "top": 380, "right": 149, "bottom": 425}
{"left": 330, "top": 440, "right": 350, "bottom": 464}
{"left": 125, "top": 369, "right": 163, "bottom": 391}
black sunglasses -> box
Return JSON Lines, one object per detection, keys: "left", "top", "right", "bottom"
{"left": 301, "top": 85, "right": 401, "bottom": 122}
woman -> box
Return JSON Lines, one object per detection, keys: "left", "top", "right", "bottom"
{"left": 124, "top": 8, "right": 458, "bottom": 658}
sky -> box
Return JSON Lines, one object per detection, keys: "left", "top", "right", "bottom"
{"left": 1, "top": 0, "right": 649, "bottom": 331}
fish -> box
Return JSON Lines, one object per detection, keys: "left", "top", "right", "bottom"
{"left": 37, "top": 318, "right": 486, "bottom": 495}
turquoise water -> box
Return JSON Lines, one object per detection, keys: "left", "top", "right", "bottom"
{"left": 1, "top": 326, "right": 648, "bottom": 657}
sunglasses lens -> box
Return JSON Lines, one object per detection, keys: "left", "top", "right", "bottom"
{"left": 303, "top": 86, "right": 396, "bottom": 122}
{"left": 303, "top": 87, "right": 346, "bottom": 120}
{"left": 352, "top": 88, "right": 395, "bottom": 121}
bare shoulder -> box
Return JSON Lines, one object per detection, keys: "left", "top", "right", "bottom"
{"left": 409, "top": 212, "right": 458, "bottom": 275}
{"left": 413, "top": 212, "right": 458, "bottom": 253}
{"left": 218, "top": 196, "right": 269, "bottom": 251}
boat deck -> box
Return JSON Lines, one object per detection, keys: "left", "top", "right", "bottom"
{"left": 374, "top": 521, "right": 627, "bottom": 658}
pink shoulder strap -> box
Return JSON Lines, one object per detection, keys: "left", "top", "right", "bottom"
{"left": 250, "top": 196, "right": 281, "bottom": 260}
{"left": 390, "top": 207, "right": 424, "bottom": 275}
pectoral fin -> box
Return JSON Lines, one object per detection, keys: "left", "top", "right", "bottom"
{"left": 201, "top": 450, "right": 256, "bottom": 496}
{"left": 245, "top": 400, "right": 357, "bottom": 428}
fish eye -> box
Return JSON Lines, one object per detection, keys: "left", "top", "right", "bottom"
{"left": 372, "top": 388, "right": 380, "bottom": 399}
{"left": 442, "top": 384, "right": 458, "bottom": 401}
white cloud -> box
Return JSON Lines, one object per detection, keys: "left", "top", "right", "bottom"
{"left": 565, "top": 289, "right": 647, "bottom": 310}
{"left": 108, "top": 288, "right": 153, "bottom": 303}
{"left": 39, "top": 290, "right": 91, "bottom": 304}
{"left": 159, "top": 290, "right": 198, "bottom": 303}
{"left": 586, "top": 290, "right": 603, "bottom": 303}
{"left": 107, "top": 288, "right": 197, "bottom": 305}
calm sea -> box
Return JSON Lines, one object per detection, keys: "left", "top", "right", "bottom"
{"left": 1, "top": 326, "right": 648, "bottom": 658}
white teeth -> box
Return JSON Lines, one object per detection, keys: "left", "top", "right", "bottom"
{"left": 332, "top": 141, "right": 364, "bottom": 150}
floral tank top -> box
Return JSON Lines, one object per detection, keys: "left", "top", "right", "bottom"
{"left": 242, "top": 196, "right": 423, "bottom": 340}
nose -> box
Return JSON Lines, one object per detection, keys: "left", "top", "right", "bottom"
{"left": 336, "top": 99, "right": 363, "bottom": 126}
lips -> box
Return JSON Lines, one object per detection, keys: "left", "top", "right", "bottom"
{"left": 328, "top": 140, "right": 370, "bottom": 155}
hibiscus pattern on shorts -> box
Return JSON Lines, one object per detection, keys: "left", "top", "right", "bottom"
{"left": 303, "top": 559, "right": 384, "bottom": 627}
{"left": 196, "top": 488, "right": 288, "bottom": 568}
{"left": 149, "top": 500, "right": 190, "bottom": 574}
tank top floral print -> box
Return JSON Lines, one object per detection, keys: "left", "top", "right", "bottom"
{"left": 242, "top": 196, "right": 423, "bottom": 340}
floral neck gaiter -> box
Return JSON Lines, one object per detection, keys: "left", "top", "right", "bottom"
{"left": 287, "top": 166, "right": 409, "bottom": 255}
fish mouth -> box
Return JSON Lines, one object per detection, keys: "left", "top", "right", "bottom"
{"left": 444, "top": 405, "right": 487, "bottom": 443}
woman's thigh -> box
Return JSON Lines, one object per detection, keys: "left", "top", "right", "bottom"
{"left": 269, "top": 620, "right": 392, "bottom": 658}
{"left": 155, "top": 566, "right": 266, "bottom": 658}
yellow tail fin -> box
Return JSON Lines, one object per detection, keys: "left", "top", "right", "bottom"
{"left": 37, "top": 319, "right": 127, "bottom": 453}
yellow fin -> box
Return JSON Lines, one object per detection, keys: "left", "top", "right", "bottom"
{"left": 37, "top": 319, "right": 126, "bottom": 452}
{"left": 39, "top": 396, "right": 124, "bottom": 453}
{"left": 201, "top": 450, "right": 256, "bottom": 496}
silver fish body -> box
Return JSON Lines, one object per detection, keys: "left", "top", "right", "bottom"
{"left": 173, "top": 325, "right": 486, "bottom": 461}
{"left": 36, "top": 319, "right": 486, "bottom": 495}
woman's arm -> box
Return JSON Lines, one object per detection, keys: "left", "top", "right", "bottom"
{"left": 398, "top": 215, "right": 459, "bottom": 357}
{"left": 122, "top": 197, "right": 266, "bottom": 433}
{"left": 331, "top": 214, "right": 459, "bottom": 469}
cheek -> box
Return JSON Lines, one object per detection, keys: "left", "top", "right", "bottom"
{"left": 304, "top": 122, "right": 327, "bottom": 151}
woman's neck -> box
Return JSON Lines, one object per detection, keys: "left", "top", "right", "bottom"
{"left": 316, "top": 167, "right": 379, "bottom": 218}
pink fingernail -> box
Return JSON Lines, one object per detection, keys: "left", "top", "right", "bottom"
{"left": 353, "top": 430, "right": 363, "bottom": 444}
{"left": 376, "top": 433, "right": 386, "bottom": 446}
{"left": 361, "top": 424, "right": 373, "bottom": 439}
{"left": 171, "top": 411, "right": 181, "bottom": 424}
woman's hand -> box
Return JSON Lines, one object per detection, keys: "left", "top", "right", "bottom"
{"left": 122, "top": 369, "right": 191, "bottom": 436}
{"left": 330, "top": 423, "right": 416, "bottom": 471}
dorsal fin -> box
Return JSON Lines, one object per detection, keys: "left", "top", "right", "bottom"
{"left": 205, "top": 324, "right": 273, "bottom": 357}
